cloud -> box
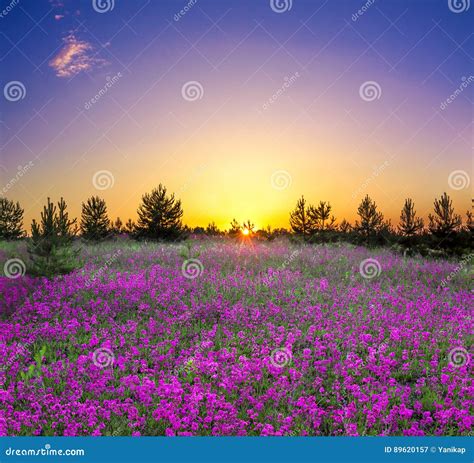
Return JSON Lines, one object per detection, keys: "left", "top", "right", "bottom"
{"left": 49, "top": 33, "right": 108, "bottom": 78}
{"left": 54, "top": 14, "right": 64, "bottom": 20}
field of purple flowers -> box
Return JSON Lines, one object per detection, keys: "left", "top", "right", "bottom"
{"left": 0, "top": 239, "right": 472, "bottom": 436}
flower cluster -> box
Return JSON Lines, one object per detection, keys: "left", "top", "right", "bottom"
{"left": 0, "top": 241, "right": 472, "bottom": 436}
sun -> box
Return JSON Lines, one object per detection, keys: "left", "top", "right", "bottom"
{"left": 242, "top": 228, "right": 250, "bottom": 236}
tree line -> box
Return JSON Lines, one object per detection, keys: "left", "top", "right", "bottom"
{"left": 288, "top": 194, "right": 472, "bottom": 255}
{"left": 0, "top": 185, "right": 472, "bottom": 276}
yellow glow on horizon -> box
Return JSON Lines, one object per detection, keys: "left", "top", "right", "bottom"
{"left": 6, "top": 67, "right": 471, "bottom": 231}
{"left": 242, "top": 228, "right": 250, "bottom": 236}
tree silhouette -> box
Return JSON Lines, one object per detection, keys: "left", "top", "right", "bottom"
{"left": 206, "top": 221, "right": 220, "bottom": 235}
{"left": 242, "top": 219, "right": 255, "bottom": 234}
{"left": 124, "top": 219, "right": 136, "bottom": 234}
{"left": 354, "top": 195, "right": 384, "bottom": 239}
{"left": 110, "top": 217, "right": 123, "bottom": 235}
{"left": 398, "top": 198, "right": 424, "bottom": 236}
{"left": 136, "top": 184, "right": 183, "bottom": 240}
{"left": 0, "top": 198, "right": 24, "bottom": 240}
{"left": 28, "top": 197, "right": 79, "bottom": 277}
{"left": 80, "top": 196, "right": 109, "bottom": 241}
{"left": 339, "top": 219, "right": 352, "bottom": 233}
{"left": 228, "top": 218, "right": 241, "bottom": 236}
{"left": 466, "top": 210, "right": 473, "bottom": 233}
{"left": 428, "top": 192, "right": 462, "bottom": 237}
{"left": 289, "top": 196, "right": 314, "bottom": 238}
{"left": 465, "top": 200, "right": 473, "bottom": 233}
{"left": 308, "top": 201, "right": 336, "bottom": 231}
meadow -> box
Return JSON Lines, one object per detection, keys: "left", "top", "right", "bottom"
{"left": 0, "top": 239, "right": 472, "bottom": 436}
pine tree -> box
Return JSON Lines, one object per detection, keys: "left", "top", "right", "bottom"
{"left": 28, "top": 197, "right": 79, "bottom": 277}
{"left": 136, "top": 184, "right": 183, "bottom": 240}
{"left": 228, "top": 219, "right": 241, "bottom": 236}
{"left": 80, "top": 196, "right": 109, "bottom": 241}
{"left": 339, "top": 219, "right": 352, "bottom": 233}
{"left": 110, "top": 217, "right": 123, "bottom": 235}
{"left": 466, "top": 210, "right": 473, "bottom": 233}
{"left": 289, "top": 196, "right": 314, "bottom": 238}
{"left": 0, "top": 198, "right": 24, "bottom": 239}
{"left": 206, "top": 222, "right": 220, "bottom": 235}
{"left": 308, "top": 201, "right": 336, "bottom": 231}
{"left": 124, "top": 219, "right": 136, "bottom": 234}
{"left": 398, "top": 198, "right": 424, "bottom": 236}
{"left": 354, "top": 195, "right": 384, "bottom": 238}
{"left": 428, "top": 192, "right": 462, "bottom": 237}
{"left": 465, "top": 200, "right": 473, "bottom": 233}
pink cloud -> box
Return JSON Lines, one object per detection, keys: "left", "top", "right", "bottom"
{"left": 54, "top": 14, "right": 64, "bottom": 20}
{"left": 49, "top": 34, "right": 107, "bottom": 78}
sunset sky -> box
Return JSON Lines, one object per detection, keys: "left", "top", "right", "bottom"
{"left": 0, "top": 0, "right": 472, "bottom": 230}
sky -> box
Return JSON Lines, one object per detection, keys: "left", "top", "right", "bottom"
{"left": 0, "top": 0, "right": 472, "bottom": 230}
